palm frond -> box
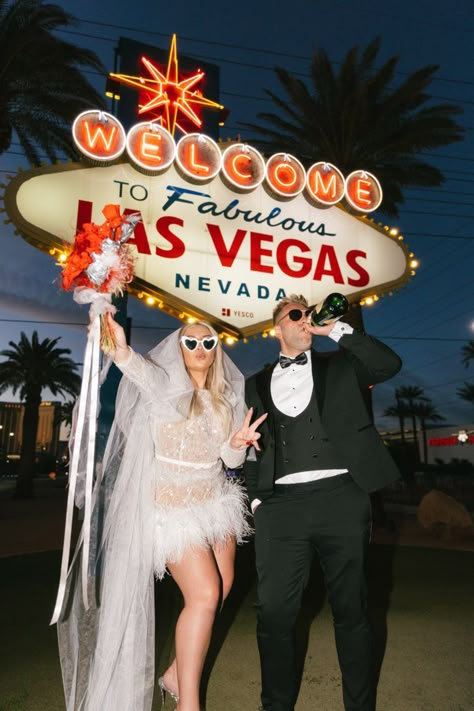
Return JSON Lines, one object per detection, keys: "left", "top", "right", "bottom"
{"left": 239, "top": 37, "right": 465, "bottom": 216}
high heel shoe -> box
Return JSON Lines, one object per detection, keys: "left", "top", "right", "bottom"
{"left": 158, "top": 676, "right": 179, "bottom": 707}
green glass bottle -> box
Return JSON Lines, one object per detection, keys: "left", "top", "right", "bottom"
{"left": 308, "top": 292, "right": 349, "bottom": 326}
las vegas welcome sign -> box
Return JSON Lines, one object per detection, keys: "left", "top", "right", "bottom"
{"left": 4, "top": 112, "right": 412, "bottom": 339}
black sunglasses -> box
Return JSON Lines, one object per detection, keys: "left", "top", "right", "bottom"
{"left": 277, "top": 306, "right": 314, "bottom": 324}
{"left": 180, "top": 335, "right": 219, "bottom": 352}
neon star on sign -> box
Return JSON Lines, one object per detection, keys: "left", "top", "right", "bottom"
{"left": 109, "top": 34, "right": 224, "bottom": 136}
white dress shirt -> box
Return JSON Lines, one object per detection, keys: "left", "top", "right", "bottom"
{"left": 251, "top": 321, "right": 353, "bottom": 512}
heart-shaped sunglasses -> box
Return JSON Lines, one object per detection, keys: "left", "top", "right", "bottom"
{"left": 180, "top": 335, "right": 219, "bottom": 352}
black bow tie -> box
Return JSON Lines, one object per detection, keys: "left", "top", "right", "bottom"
{"left": 279, "top": 352, "right": 308, "bottom": 369}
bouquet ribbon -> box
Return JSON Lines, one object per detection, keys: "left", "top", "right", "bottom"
{"left": 50, "top": 289, "right": 116, "bottom": 625}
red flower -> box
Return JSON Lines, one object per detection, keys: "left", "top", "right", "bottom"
{"left": 60, "top": 204, "right": 136, "bottom": 294}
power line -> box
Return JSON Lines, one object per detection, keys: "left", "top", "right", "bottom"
{"left": 71, "top": 16, "right": 474, "bottom": 88}
{"left": 0, "top": 318, "right": 173, "bottom": 331}
{"left": 0, "top": 318, "right": 468, "bottom": 342}
{"left": 441, "top": 175, "right": 474, "bottom": 181}
{"left": 422, "top": 152, "right": 474, "bottom": 163}
{"left": 400, "top": 197, "right": 473, "bottom": 207}
{"left": 54, "top": 26, "right": 474, "bottom": 107}
{"left": 381, "top": 336, "right": 468, "bottom": 342}
{"left": 378, "top": 261, "right": 473, "bottom": 311}
{"left": 0, "top": 319, "right": 87, "bottom": 326}
{"left": 398, "top": 209, "right": 473, "bottom": 218}
{"left": 378, "top": 297, "right": 473, "bottom": 339}
{"left": 71, "top": 64, "right": 474, "bottom": 116}
{"left": 425, "top": 378, "right": 468, "bottom": 390}
{"left": 408, "top": 189, "right": 474, "bottom": 197}
{"left": 408, "top": 233, "right": 472, "bottom": 240}
{"left": 395, "top": 314, "right": 473, "bottom": 342}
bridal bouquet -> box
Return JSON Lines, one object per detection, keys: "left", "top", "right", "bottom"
{"left": 61, "top": 203, "right": 140, "bottom": 352}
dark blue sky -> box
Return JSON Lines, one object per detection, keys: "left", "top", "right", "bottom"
{"left": 1, "top": 0, "right": 473, "bottom": 429}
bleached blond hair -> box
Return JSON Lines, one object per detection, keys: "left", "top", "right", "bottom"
{"left": 179, "top": 320, "right": 233, "bottom": 436}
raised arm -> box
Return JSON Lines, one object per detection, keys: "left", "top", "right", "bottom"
{"left": 220, "top": 407, "right": 268, "bottom": 470}
{"left": 337, "top": 330, "right": 402, "bottom": 387}
{"left": 305, "top": 317, "right": 402, "bottom": 388}
{"left": 105, "top": 313, "right": 164, "bottom": 395}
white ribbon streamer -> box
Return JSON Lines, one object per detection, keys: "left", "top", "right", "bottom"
{"left": 73, "top": 286, "right": 117, "bottom": 318}
{"left": 51, "top": 291, "right": 112, "bottom": 625}
{"left": 80, "top": 315, "right": 101, "bottom": 611}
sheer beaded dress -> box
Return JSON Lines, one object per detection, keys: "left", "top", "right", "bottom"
{"left": 120, "top": 351, "right": 251, "bottom": 578}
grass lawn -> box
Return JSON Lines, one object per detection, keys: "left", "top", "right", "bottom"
{"left": 0, "top": 543, "right": 472, "bottom": 710}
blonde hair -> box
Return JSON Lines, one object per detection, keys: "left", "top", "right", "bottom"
{"left": 179, "top": 320, "right": 233, "bottom": 436}
{"left": 273, "top": 294, "right": 309, "bottom": 324}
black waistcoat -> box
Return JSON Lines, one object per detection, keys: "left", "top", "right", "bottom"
{"left": 273, "top": 387, "right": 348, "bottom": 478}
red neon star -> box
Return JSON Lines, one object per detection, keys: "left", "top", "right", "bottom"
{"left": 110, "top": 34, "right": 224, "bottom": 136}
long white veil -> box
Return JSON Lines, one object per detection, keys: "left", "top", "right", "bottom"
{"left": 56, "top": 329, "right": 245, "bottom": 711}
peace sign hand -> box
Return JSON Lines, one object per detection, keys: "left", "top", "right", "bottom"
{"left": 230, "top": 407, "right": 268, "bottom": 451}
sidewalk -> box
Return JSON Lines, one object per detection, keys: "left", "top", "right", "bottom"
{"left": 1, "top": 478, "right": 473, "bottom": 558}
{"left": 1, "top": 479, "right": 473, "bottom": 711}
{"left": 372, "top": 503, "right": 474, "bottom": 552}
{"left": 0, "top": 479, "right": 80, "bottom": 558}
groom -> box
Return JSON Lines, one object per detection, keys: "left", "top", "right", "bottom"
{"left": 244, "top": 294, "right": 402, "bottom": 711}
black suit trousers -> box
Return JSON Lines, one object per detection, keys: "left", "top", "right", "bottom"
{"left": 254, "top": 474, "right": 374, "bottom": 711}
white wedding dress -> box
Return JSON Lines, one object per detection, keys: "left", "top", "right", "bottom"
{"left": 118, "top": 350, "right": 250, "bottom": 578}
{"left": 57, "top": 330, "right": 249, "bottom": 711}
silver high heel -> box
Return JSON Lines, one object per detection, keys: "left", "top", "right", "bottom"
{"left": 158, "top": 676, "right": 179, "bottom": 707}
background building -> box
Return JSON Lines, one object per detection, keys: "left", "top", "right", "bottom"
{"left": 424, "top": 424, "right": 474, "bottom": 466}
{"left": 0, "top": 400, "right": 62, "bottom": 458}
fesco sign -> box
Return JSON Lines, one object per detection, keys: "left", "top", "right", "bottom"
{"left": 72, "top": 110, "right": 383, "bottom": 213}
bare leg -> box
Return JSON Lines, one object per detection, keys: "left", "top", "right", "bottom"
{"left": 167, "top": 547, "right": 221, "bottom": 711}
{"left": 213, "top": 535, "right": 236, "bottom": 605}
{"left": 162, "top": 537, "right": 237, "bottom": 700}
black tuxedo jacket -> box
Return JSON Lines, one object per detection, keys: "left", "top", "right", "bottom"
{"left": 244, "top": 330, "right": 402, "bottom": 504}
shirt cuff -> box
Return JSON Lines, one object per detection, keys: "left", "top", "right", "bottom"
{"left": 328, "top": 320, "right": 354, "bottom": 343}
{"left": 251, "top": 498, "right": 262, "bottom": 514}
{"left": 220, "top": 439, "right": 246, "bottom": 469}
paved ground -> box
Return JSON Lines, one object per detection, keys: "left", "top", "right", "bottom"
{"left": 1, "top": 478, "right": 473, "bottom": 558}
{"left": 0, "top": 479, "right": 473, "bottom": 711}
{"left": 0, "top": 479, "right": 79, "bottom": 558}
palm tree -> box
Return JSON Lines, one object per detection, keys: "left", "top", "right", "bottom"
{"left": 395, "top": 388, "right": 409, "bottom": 444}
{"left": 57, "top": 399, "right": 75, "bottom": 430}
{"left": 459, "top": 343, "right": 474, "bottom": 410}
{"left": 0, "top": 332, "right": 81, "bottom": 497}
{"left": 461, "top": 341, "right": 474, "bottom": 368}
{"left": 457, "top": 383, "right": 474, "bottom": 406}
{"left": 383, "top": 400, "right": 410, "bottom": 442}
{"left": 0, "top": 0, "right": 106, "bottom": 163}
{"left": 51, "top": 398, "right": 76, "bottom": 459}
{"left": 241, "top": 36, "right": 464, "bottom": 217}
{"left": 413, "top": 400, "right": 445, "bottom": 464}
{"left": 396, "top": 385, "right": 428, "bottom": 463}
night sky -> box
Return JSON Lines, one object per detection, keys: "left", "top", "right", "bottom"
{"left": 1, "top": 0, "right": 473, "bottom": 429}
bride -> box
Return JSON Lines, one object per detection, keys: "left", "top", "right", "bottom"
{"left": 57, "top": 314, "right": 266, "bottom": 711}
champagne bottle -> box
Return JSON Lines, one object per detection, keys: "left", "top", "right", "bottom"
{"left": 308, "top": 292, "right": 349, "bottom": 326}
